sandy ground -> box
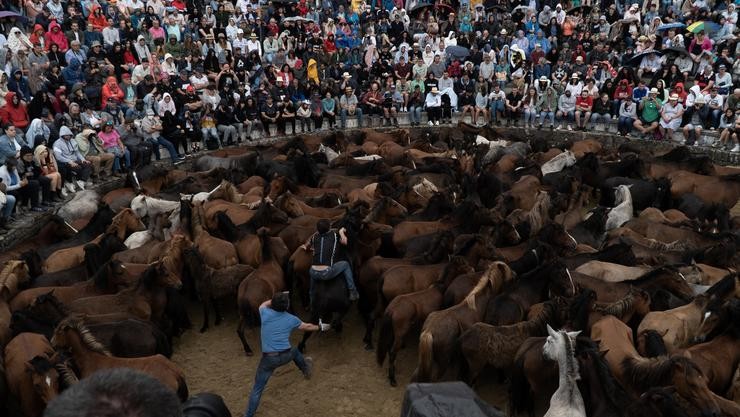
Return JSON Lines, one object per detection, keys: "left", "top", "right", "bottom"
{"left": 171, "top": 302, "right": 508, "bottom": 417}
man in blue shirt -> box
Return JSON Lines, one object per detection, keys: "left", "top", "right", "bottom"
{"left": 244, "top": 292, "right": 329, "bottom": 417}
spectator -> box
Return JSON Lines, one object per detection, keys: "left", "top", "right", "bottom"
{"left": 339, "top": 87, "right": 362, "bottom": 129}
{"left": 297, "top": 100, "right": 313, "bottom": 132}
{"left": 682, "top": 97, "right": 711, "bottom": 146}
{"left": 0, "top": 156, "right": 44, "bottom": 212}
{"left": 617, "top": 99, "right": 637, "bottom": 136}
{"left": 537, "top": 86, "right": 558, "bottom": 129}
{"left": 505, "top": 85, "right": 524, "bottom": 127}
{"left": 633, "top": 88, "right": 662, "bottom": 139}
{"left": 0, "top": 92, "right": 30, "bottom": 130}
{"left": 590, "top": 93, "right": 613, "bottom": 130}
{"left": 659, "top": 94, "right": 684, "bottom": 142}
{"left": 33, "top": 144, "right": 64, "bottom": 201}
{"left": 53, "top": 126, "right": 92, "bottom": 193}
{"left": 704, "top": 88, "right": 724, "bottom": 129}
{"left": 75, "top": 127, "right": 114, "bottom": 181}
{"left": 98, "top": 120, "right": 131, "bottom": 175}
{"left": 17, "top": 145, "right": 55, "bottom": 207}
{"left": 574, "top": 89, "right": 594, "bottom": 131}
{"left": 139, "top": 109, "right": 183, "bottom": 163}
{"left": 556, "top": 89, "right": 576, "bottom": 131}
{"left": 488, "top": 83, "right": 506, "bottom": 125}
{"left": 0, "top": 125, "right": 24, "bottom": 165}
{"left": 425, "top": 86, "right": 442, "bottom": 126}
{"left": 522, "top": 87, "right": 539, "bottom": 129}
{"left": 717, "top": 108, "right": 737, "bottom": 150}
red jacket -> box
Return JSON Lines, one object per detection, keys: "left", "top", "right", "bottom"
{"left": 0, "top": 92, "right": 30, "bottom": 129}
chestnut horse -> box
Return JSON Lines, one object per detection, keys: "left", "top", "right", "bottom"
{"left": 51, "top": 317, "right": 189, "bottom": 401}
{"left": 3, "top": 332, "right": 61, "bottom": 417}
{"left": 413, "top": 262, "right": 514, "bottom": 383}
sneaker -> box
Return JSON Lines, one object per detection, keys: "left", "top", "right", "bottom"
{"left": 731, "top": 144, "right": 740, "bottom": 152}
{"left": 64, "top": 183, "right": 76, "bottom": 194}
{"left": 566, "top": 125, "right": 572, "bottom": 131}
{"left": 555, "top": 124, "right": 562, "bottom": 130}
{"left": 434, "top": 121, "right": 439, "bottom": 126}
{"left": 30, "top": 206, "right": 46, "bottom": 212}
{"left": 75, "top": 180, "right": 86, "bottom": 190}
{"left": 428, "top": 121, "right": 433, "bottom": 126}
{"left": 303, "top": 356, "right": 313, "bottom": 380}
{"left": 349, "top": 290, "right": 359, "bottom": 301}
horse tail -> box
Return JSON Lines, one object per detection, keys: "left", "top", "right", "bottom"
{"left": 416, "top": 330, "right": 434, "bottom": 383}
{"left": 376, "top": 311, "right": 394, "bottom": 366}
{"left": 508, "top": 351, "right": 533, "bottom": 417}
{"left": 176, "top": 374, "right": 189, "bottom": 402}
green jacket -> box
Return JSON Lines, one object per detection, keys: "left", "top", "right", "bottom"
{"left": 537, "top": 88, "right": 558, "bottom": 112}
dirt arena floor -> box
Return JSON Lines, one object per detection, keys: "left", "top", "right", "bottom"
{"left": 171, "top": 302, "right": 508, "bottom": 417}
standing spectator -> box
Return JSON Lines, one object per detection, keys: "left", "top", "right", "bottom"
{"left": 425, "top": 86, "right": 442, "bottom": 126}
{"left": 574, "top": 89, "right": 593, "bottom": 131}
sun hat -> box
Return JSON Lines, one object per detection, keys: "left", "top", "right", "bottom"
{"left": 343, "top": 72, "right": 352, "bottom": 78}
{"left": 649, "top": 88, "right": 659, "bottom": 94}
{"left": 669, "top": 94, "right": 678, "bottom": 100}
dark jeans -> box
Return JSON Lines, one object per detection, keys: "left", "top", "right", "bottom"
{"left": 245, "top": 347, "right": 309, "bottom": 417}
{"left": 57, "top": 161, "right": 92, "bottom": 182}
{"left": 148, "top": 136, "right": 178, "bottom": 161}
{"left": 308, "top": 261, "right": 356, "bottom": 305}
{"left": 9, "top": 180, "right": 40, "bottom": 208}
{"left": 37, "top": 175, "right": 52, "bottom": 202}
{"left": 426, "top": 106, "right": 442, "bottom": 122}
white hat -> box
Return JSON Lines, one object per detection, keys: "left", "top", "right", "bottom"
{"left": 343, "top": 72, "right": 352, "bottom": 78}
{"left": 669, "top": 94, "right": 679, "bottom": 100}
{"left": 237, "top": 28, "right": 244, "bottom": 34}
{"left": 649, "top": 88, "right": 659, "bottom": 94}
{"left": 431, "top": 86, "right": 439, "bottom": 93}
{"left": 500, "top": 29, "right": 507, "bottom": 35}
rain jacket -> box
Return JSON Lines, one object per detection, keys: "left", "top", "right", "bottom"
{"left": 45, "top": 21, "right": 68, "bottom": 51}
{"left": 100, "top": 76, "right": 124, "bottom": 107}
{"left": 62, "top": 58, "right": 85, "bottom": 88}
{"left": 0, "top": 92, "right": 30, "bottom": 129}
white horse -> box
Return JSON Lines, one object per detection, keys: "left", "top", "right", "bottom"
{"left": 56, "top": 190, "right": 100, "bottom": 222}
{"left": 318, "top": 144, "right": 340, "bottom": 164}
{"left": 605, "top": 185, "right": 633, "bottom": 231}
{"left": 353, "top": 154, "right": 383, "bottom": 161}
{"left": 540, "top": 150, "right": 577, "bottom": 175}
{"left": 475, "top": 135, "right": 509, "bottom": 147}
{"left": 130, "top": 195, "right": 181, "bottom": 240}
{"left": 543, "top": 325, "right": 586, "bottom": 417}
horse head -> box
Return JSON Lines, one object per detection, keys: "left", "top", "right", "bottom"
{"left": 669, "top": 357, "right": 721, "bottom": 417}
{"left": 543, "top": 325, "right": 581, "bottom": 377}
{"left": 26, "top": 355, "right": 60, "bottom": 404}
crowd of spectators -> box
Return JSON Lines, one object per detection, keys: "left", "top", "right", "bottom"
{"left": 0, "top": 0, "right": 739, "bottom": 231}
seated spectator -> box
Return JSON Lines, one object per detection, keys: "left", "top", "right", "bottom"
{"left": 139, "top": 109, "right": 184, "bottom": 163}
{"left": 505, "top": 86, "right": 524, "bottom": 127}
{"left": 278, "top": 96, "right": 296, "bottom": 135}
{"left": 556, "top": 89, "right": 576, "bottom": 131}
{"left": 704, "top": 88, "right": 724, "bottom": 129}
{"left": 659, "top": 94, "right": 684, "bottom": 142}
{"left": 97, "top": 121, "right": 131, "bottom": 176}
{"left": 361, "top": 82, "right": 383, "bottom": 127}
{"left": 0, "top": 92, "right": 30, "bottom": 131}
{"left": 33, "top": 145, "right": 64, "bottom": 201}
{"left": 0, "top": 156, "right": 44, "bottom": 212}
{"left": 682, "top": 97, "right": 711, "bottom": 146}
{"left": 538, "top": 87, "right": 558, "bottom": 130}
{"left": 118, "top": 116, "right": 153, "bottom": 167}
{"left": 633, "top": 88, "right": 662, "bottom": 139}
{"left": 574, "top": 90, "right": 593, "bottom": 131}
{"left": 18, "top": 146, "right": 55, "bottom": 207}
{"left": 424, "top": 86, "right": 442, "bottom": 126}
{"left": 618, "top": 99, "right": 637, "bottom": 136}
{"left": 339, "top": 87, "right": 363, "bottom": 129}
{"left": 0, "top": 125, "right": 24, "bottom": 165}
{"left": 0, "top": 179, "right": 15, "bottom": 231}
{"left": 488, "top": 83, "right": 506, "bottom": 125}
{"left": 53, "top": 126, "right": 92, "bottom": 193}
{"left": 473, "top": 86, "right": 488, "bottom": 126}
{"left": 522, "top": 87, "right": 539, "bottom": 129}
{"left": 717, "top": 109, "right": 737, "bottom": 150}
{"left": 590, "top": 93, "right": 613, "bottom": 130}
{"left": 321, "top": 92, "right": 336, "bottom": 130}
{"left": 297, "top": 100, "right": 313, "bottom": 132}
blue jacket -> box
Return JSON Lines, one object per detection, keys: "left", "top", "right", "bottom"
{"left": 62, "top": 58, "right": 85, "bottom": 89}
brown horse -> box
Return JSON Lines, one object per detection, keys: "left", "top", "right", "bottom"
{"left": 42, "top": 209, "right": 144, "bottom": 274}
{"left": 272, "top": 191, "right": 345, "bottom": 218}
{"left": 208, "top": 179, "right": 264, "bottom": 205}
{"left": 637, "top": 294, "right": 711, "bottom": 353}
{"left": 413, "top": 262, "right": 514, "bottom": 382}
{"left": 667, "top": 170, "right": 740, "bottom": 208}
{"left": 67, "top": 261, "right": 180, "bottom": 322}
{"left": 460, "top": 298, "right": 567, "bottom": 386}
{"left": 267, "top": 175, "right": 343, "bottom": 203}
{"left": 589, "top": 287, "right": 652, "bottom": 329}
{"left": 183, "top": 247, "right": 254, "bottom": 332}
{"left": 592, "top": 315, "right": 720, "bottom": 417}
{"left": 0, "top": 260, "right": 30, "bottom": 301}
{"left": 3, "top": 332, "right": 60, "bottom": 417}
{"left": 375, "top": 257, "right": 474, "bottom": 386}
{"left": 10, "top": 258, "right": 129, "bottom": 312}
{"left": 236, "top": 228, "right": 285, "bottom": 356}
{"left": 190, "top": 200, "right": 238, "bottom": 269}
{"left": 51, "top": 317, "right": 189, "bottom": 401}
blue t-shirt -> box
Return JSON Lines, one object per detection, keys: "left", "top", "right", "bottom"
{"left": 259, "top": 306, "right": 301, "bottom": 353}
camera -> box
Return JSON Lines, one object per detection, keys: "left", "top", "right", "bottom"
{"left": 182, "top": 393, "right": 232, "bottom": 417}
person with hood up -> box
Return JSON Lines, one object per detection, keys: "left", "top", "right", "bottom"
{"left": 25, "top": 118, "right": 50, "bottom": 148}
{"left": 537, "top": 85, "right": 558, "bottom": 129}
{"left": 100, "top": 76, "right": 124, "bottom": 108}
{"left": 7, "top": 28, "right": 33, "bottom": 55}
{"left": 30, "top": 24, "right": 47, "bottom": 50}
{"left": 45, "top": 22, "right": 68, "bottom": 52}
{"left": 0, "top": 92, "right": 30, "bottom": 130}
{"left": 53, "top": 126, "right": 92, "bottom": 193}
{"left": 0, "top": 155, "right": 44, "bottom": 212}
{"left": 62, "top": 58, "right": 85, "bottom": 89}
{"left": 7, "top": 71, "right": 32, "bottom": 103}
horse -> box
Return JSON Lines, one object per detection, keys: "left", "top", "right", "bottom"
{"left": 34, "top": 203, "right": 115, "bottom": 261}
{"left": 575, "top": 261, "right": 650, "bottom": 283}
{"left": 460, "top": 299, "right": 566, "bottom": 386}
{"left": 375, "top": 257, "right": 474, "bottom": 386}
{"left": 3, "top": 332, "right": 60, "bottom": 417}
{"left": 592, "top": 315, "right": 720, "bottom": 417}
{"left": 272, "top": 191, "right": 345, "bottom": 219}
{"left": 605, "top": 185, "right": 634, "bottom": 231}
{"left": 0, "top": 261, "right": 30, "bottom": 301}
{"left": 123, "top": 211, "right": 172, "bottom": 249}
{"left": 50, "top": 317, "right": 189, "bottom": 401}
{"left": 182, "top": 247, "right": 254, "bottom": 333}
{"left": 236, "top": 228, "right": 286, "bottom": 356}
{"left": 542, "top": 325, "right": 586, "bottom": 417}
{"left": 483, "top": 261, "right": 576, "bottom": 326}
{"left": 541, "top": 151, "right": 577, "bottom": 175}
{"left": 569, "top": 206, "right": 608, "bottom": 250}
{"left": 192, "top": 151, "right": 260, "bottom": 174}
{"left": 188, "top": 200, "right": 238, "bottom": 269}
{"left": 413, "top": 262, "right": 514, "bottom": 383}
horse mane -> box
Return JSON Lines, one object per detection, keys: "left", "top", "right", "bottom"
{"left": 568, "top": 288, "right": 596, "bottom": 332}
{"left": 454, "top": 234, "right": 485, "bottom": 257}
{"left": 257, "top": 227, "right": 273, "bottom": 263}
{"left": 560, "top": 330, "right": 580, "bottom": 382}
{"left": 593, "top": 288, "right": 641, "bottom": 317}
{"left": 621, "top": 355, "right": 699, "bottom": 390}
{"left": 0, "top": 261, "right": 27, "bottom": 300}
{"left": 364, "top": 197, "right": 389, "bottom": 223}
{"left": 414, "top": 230, "right": 455, "bottom": 264}
{"left": 58, "top": 317, "right": 111, "bottom": 356}
{"left": 656, "top": 146, "right": 691, "bottom": 162}
{"left": 464, "top": 271, "right": 494, "bottom": 310}
{"left": 705, "top": 272, "right": 738, "bottom": 299}
{"left": 578, "top": 339, "right": 632, "bottom": 411}
{"left": 215, "top": 211, "right": 239, "bottom": 241}
{"left": 55, "top": 358, "right": 79, "bottom": 387}
{"left": 642, "top": 330, "right": 669, "bottom": 357}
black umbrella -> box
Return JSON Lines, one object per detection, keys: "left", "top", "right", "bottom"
{"left": 410, "top": 3, "right": 435, "bottom": 15}
{"left": 662, "top": 47, "right": 690, "bottom": 58}
{"left": 627, "top": 50, "right": 663, "bottom": 66}
{"left": 567, "top": 5, "right": 592, "bottom": 14}
{"left": 401, "top": 382, "right": 505, "bottom": 417}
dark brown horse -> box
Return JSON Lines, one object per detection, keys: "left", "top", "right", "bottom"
{"left": 375, "top": 257, "right": 474, "bottom": 386}
{"left": 413, "top": 262, "right": 514, "bottom": 383}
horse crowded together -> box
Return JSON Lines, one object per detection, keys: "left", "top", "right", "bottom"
{"left": 0, "top": 121, "right": 738, "bottom": 416}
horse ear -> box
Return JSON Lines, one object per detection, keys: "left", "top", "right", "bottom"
{"left": 546, "top": 324, "right": 557, "bottom": 337}
{"left": 567, "top": 330, "right": 581, "bottom": 340}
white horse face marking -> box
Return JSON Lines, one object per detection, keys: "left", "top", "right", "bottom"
{"left": 45, "top": 376, "right": 51, "bottom": 387}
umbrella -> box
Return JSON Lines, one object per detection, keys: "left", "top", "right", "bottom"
{"left": 512, "top": 5, "right": 531, "bottom": 13}
{"left": 282, "top": 16, "right": 311, "bottom": 22}
{"left": 662, "top": 46, "right": 690, "bottom": 57}
{"left": 486, "top": 4, "right": 507, "bottom": 11}
{"left": 445, "top": 45, "right": 470, "bottom": 60}
{"left": 0, "top": 11, "right": 28, "bottom": 23}
{"left": 410, "top": 3, "right": 435, "bottom": 15}
{"left": 401, "top": 382, "right": 505, "bottom": 417}
{"left": 686, "top": 20, "right": 721, "bottom": 34}
{"left": 567, "top": 5, "right": 592, "bottom": 14}
{"left": 657, "top": 22, "right": 686, "bottom": 32}
{"left": 271, "top": 0, "right": 298, "bottom": 4}
{"left": 627, "top": 49, "right": 663, "bottom": 66}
